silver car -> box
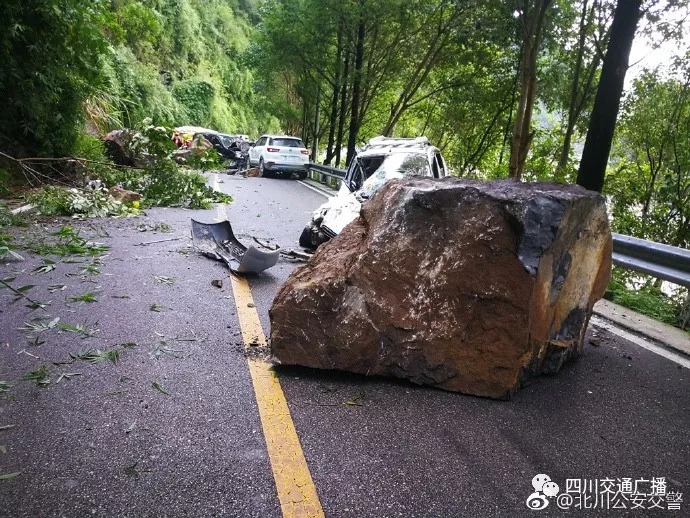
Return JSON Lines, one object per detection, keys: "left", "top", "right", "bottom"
{"left": 300, "top": 136, "right": 448, "bottom": 249}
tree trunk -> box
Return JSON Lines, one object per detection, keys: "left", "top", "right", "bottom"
{"left": 577, "top": 0, "right": 643, "bottom": 192}
{"left": 556, "top": 0, "right": 590, "bottom": 179}
{"left": 311, "top": 83, "right": 321, "bottom": 162}
{"left": 508, "top": 0, "right": 552, "bottom": 180}
{"left": 346, "top": 4, "right": 366, "bottom": 166}
{"left": 335, "top": 50, "right": 351, "bottom": 168}
{"left": 324, "top": 25, "right": 343, "bottom": 165}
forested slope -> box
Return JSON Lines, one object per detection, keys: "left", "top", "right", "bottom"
{"left": 0, "top": 0, "right": 276, "bottom": 159}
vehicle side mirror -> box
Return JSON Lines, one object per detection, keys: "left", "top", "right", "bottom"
{"left": 249, "top": 142, "right": 256, "bottom": 147}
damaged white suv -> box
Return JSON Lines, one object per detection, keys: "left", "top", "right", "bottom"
{"left": 299, "top": 136, "right": 448, "bottom": 249}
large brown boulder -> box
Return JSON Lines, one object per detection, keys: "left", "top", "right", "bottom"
{"left": 104, "top": 130, "right": 137, "bottom": 167}
{"left": 269, "top": 178, "right": 612, "bottom": 399}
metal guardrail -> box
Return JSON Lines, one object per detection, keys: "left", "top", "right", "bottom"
{"left": 308, "top": 163, "right": 346, "bottom": 189}
{"left": 612, "top": 233, "right": 690, "bottom": 287}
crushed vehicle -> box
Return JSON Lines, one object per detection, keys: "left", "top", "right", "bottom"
{"left": 194, "top": 131, "right": 251, "bottom": 171}
{"left": 299, "top": 136, "right": 448, "bottom": 250}
{"left": 248, "top": 134, "right": 310, "bottom": 178}
{"left": 174, "top": 127, "right": 251, "bottom": 170}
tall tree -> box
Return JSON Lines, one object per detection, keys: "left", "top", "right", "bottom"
{"left": 508, "top": 0, "right": 553, "bottom": 180}
{"left": 346, "top": 0, "right": 366, "bottom": 165}
{"left": 554, "top": 0, "right": 612, "bottom": 179}
{"left": 576, "top": 0, "right": 643, "bottom": 192}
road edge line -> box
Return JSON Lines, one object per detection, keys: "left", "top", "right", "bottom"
{"left": 297, "top": 180, "right": 333, "bottom": 199}
{"left": 591, "top": 315, "right": 690, "bottom": 369}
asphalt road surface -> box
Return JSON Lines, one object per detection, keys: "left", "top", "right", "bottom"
{"left": 0, "top": 173, "right": 688, "bottom": 518}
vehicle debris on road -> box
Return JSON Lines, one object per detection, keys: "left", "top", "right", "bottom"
{"left": 191, "top": 219, "right": 279, "bottom": 274}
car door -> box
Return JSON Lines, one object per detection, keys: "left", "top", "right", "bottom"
{"left": 250, "top": 137, "right": 264, "bottom": 165}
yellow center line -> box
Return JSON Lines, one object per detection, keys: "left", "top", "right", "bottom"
{"left": 229, "top": 274, "right": 325, "bottom": 518}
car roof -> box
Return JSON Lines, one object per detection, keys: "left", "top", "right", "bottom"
{"left": 356, "top": 135, "right": 439, "bottom": 158}
{"left": 357, "top": 145, "right": 439, "bottom": 159}
{"left": 259, "top": 135, "right": 302, "bottom": 139}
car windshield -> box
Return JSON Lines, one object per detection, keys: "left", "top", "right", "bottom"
{"left": 272, "top": 138, "right": 304, "bottom": 147}
{"left": 357, "top": 152, "right": 430, "bottom": 200}
{"left": 218, "top": 136, "right": 233, "bottom": 147}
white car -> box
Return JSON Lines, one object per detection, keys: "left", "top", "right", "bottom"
{"left": 248, "top": 134, "right": 310, "bottom": 178}
{"left": 299, "top": 136, "right": 448, "bottom": 249}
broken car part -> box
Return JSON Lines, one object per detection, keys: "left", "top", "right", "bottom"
{"left": 191, "top": 219, "right": 279, "bottom": 274}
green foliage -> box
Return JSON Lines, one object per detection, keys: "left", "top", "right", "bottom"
{"left": 27, "top": 187, "right": 133, "bottom": 218}
{"left": 607, "top": 69, "right": 690, "bottom": 248}
{"left": 606, "top": 269, "right": 687, "bottom": 330}
{"left": 0, "top": 0, "right": 108, "bottom": 156}
{"left": 172, "top": 79, "right": 216, "bottom": 125}
{"left": 0, "top": 203, "right": 26, "bottom": 228}
{"left": 97, "top": 121, "right": 231, "bottom": 208}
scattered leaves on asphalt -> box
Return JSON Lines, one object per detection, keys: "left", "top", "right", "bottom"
{"left": 55, "top": 372, "right": 81, "bottom": 383}
{"left": 80, "top": 262, "right": 101, "bottom": 276}
{"left": 153, "top": 275, "right": 175, "bottom": 285}
{"left": 33, "top": 259, "right": 56, "bottom": 274}
{"left": 59, "top": 320, "right": 99, "bottom": 338}
{"left": 0, "top": 472, "right": 21, "bottom": 481}
{"left": 124, "top": 462, "right": 142, "bottom": 478}
{"left": 0, "top": 381, "right": 12, "bottom": 398}
{"left": 211, "top": 279, "right": 223, "bottom": 288}
{"left": 47, "top": 285, "right": 66, "bottom": 293}
{"left": 0, "top": 425, "right": 16, "bottom": 431}
{"left": 121, "top": 342, "right": 137, "bottom": 349}
{"left": 19, "top": 317, "right": 60, "bottom": 334}
{"left": 67, "top": 291, "right": 99, "bottom": 303}
{"left": 151, "top": 342, "right": 182, "bottom": 359}
{"left": 151, "top": 382, "right": 169, "bottom": 395}
{"left": 27, "top": 335, "right": 46, "bottom": 347}
{"left": 0, "top": 445, "right": 6, "bottom": 454}
{"left": 25, "top": 299, "right": 51, "bottom": 311}
{"left": 344, "top": 393, "right": 364, "bottom": 407}
{"left": 125, "top": 421, "right": 136, "bottom": 434}
{"left": 111, "top": 294, "right": 131, "bottom": 299}
{"left": 23, "top": 365, "right": 52, "bottom": 386}
{"left": 149, "top": 303, "right": 166, "bottom": 312}
{"left": 70, "top": 348, "right": 120, "bottom": 365}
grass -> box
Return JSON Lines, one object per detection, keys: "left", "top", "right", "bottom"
{"left": 607, "top": 269, "right": 688, "bottom": 332}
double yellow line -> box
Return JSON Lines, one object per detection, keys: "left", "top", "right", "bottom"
{"left": 229, "top": 275, "right": 325, "bottom": 518}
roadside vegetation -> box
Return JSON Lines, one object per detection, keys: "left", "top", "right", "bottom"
{"left": 0, "top": 0, "right": 688, "bottom": 330}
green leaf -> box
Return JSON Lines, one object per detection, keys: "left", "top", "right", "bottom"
{"left": 23, "top": 365, "right": 51, "bottom": 386}
{"left": 151, "top": 382, "right": 169, "bottom": 395}
{"left": 0, "top": 472, "right": 20, "bottom": 480}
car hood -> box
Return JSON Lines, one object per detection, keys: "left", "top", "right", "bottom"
{"left": 317, "top": 191, "right": 362, "bottom": 236}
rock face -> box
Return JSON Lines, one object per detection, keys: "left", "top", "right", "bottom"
{"left": 270, "top": 178, "right": 612, "bottom": 399}
{"left": 104, "top": 130, "right": 138, "bottom": 167}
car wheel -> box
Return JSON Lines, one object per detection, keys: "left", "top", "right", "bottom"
{"left": 259, "top": 158, "right": 269, "bottom": 178}
{"left": 296, "top": 171, "right": 307, "bottom": 180}
{"left": 299, "top": 224, "right": 323, "bottom": 250}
